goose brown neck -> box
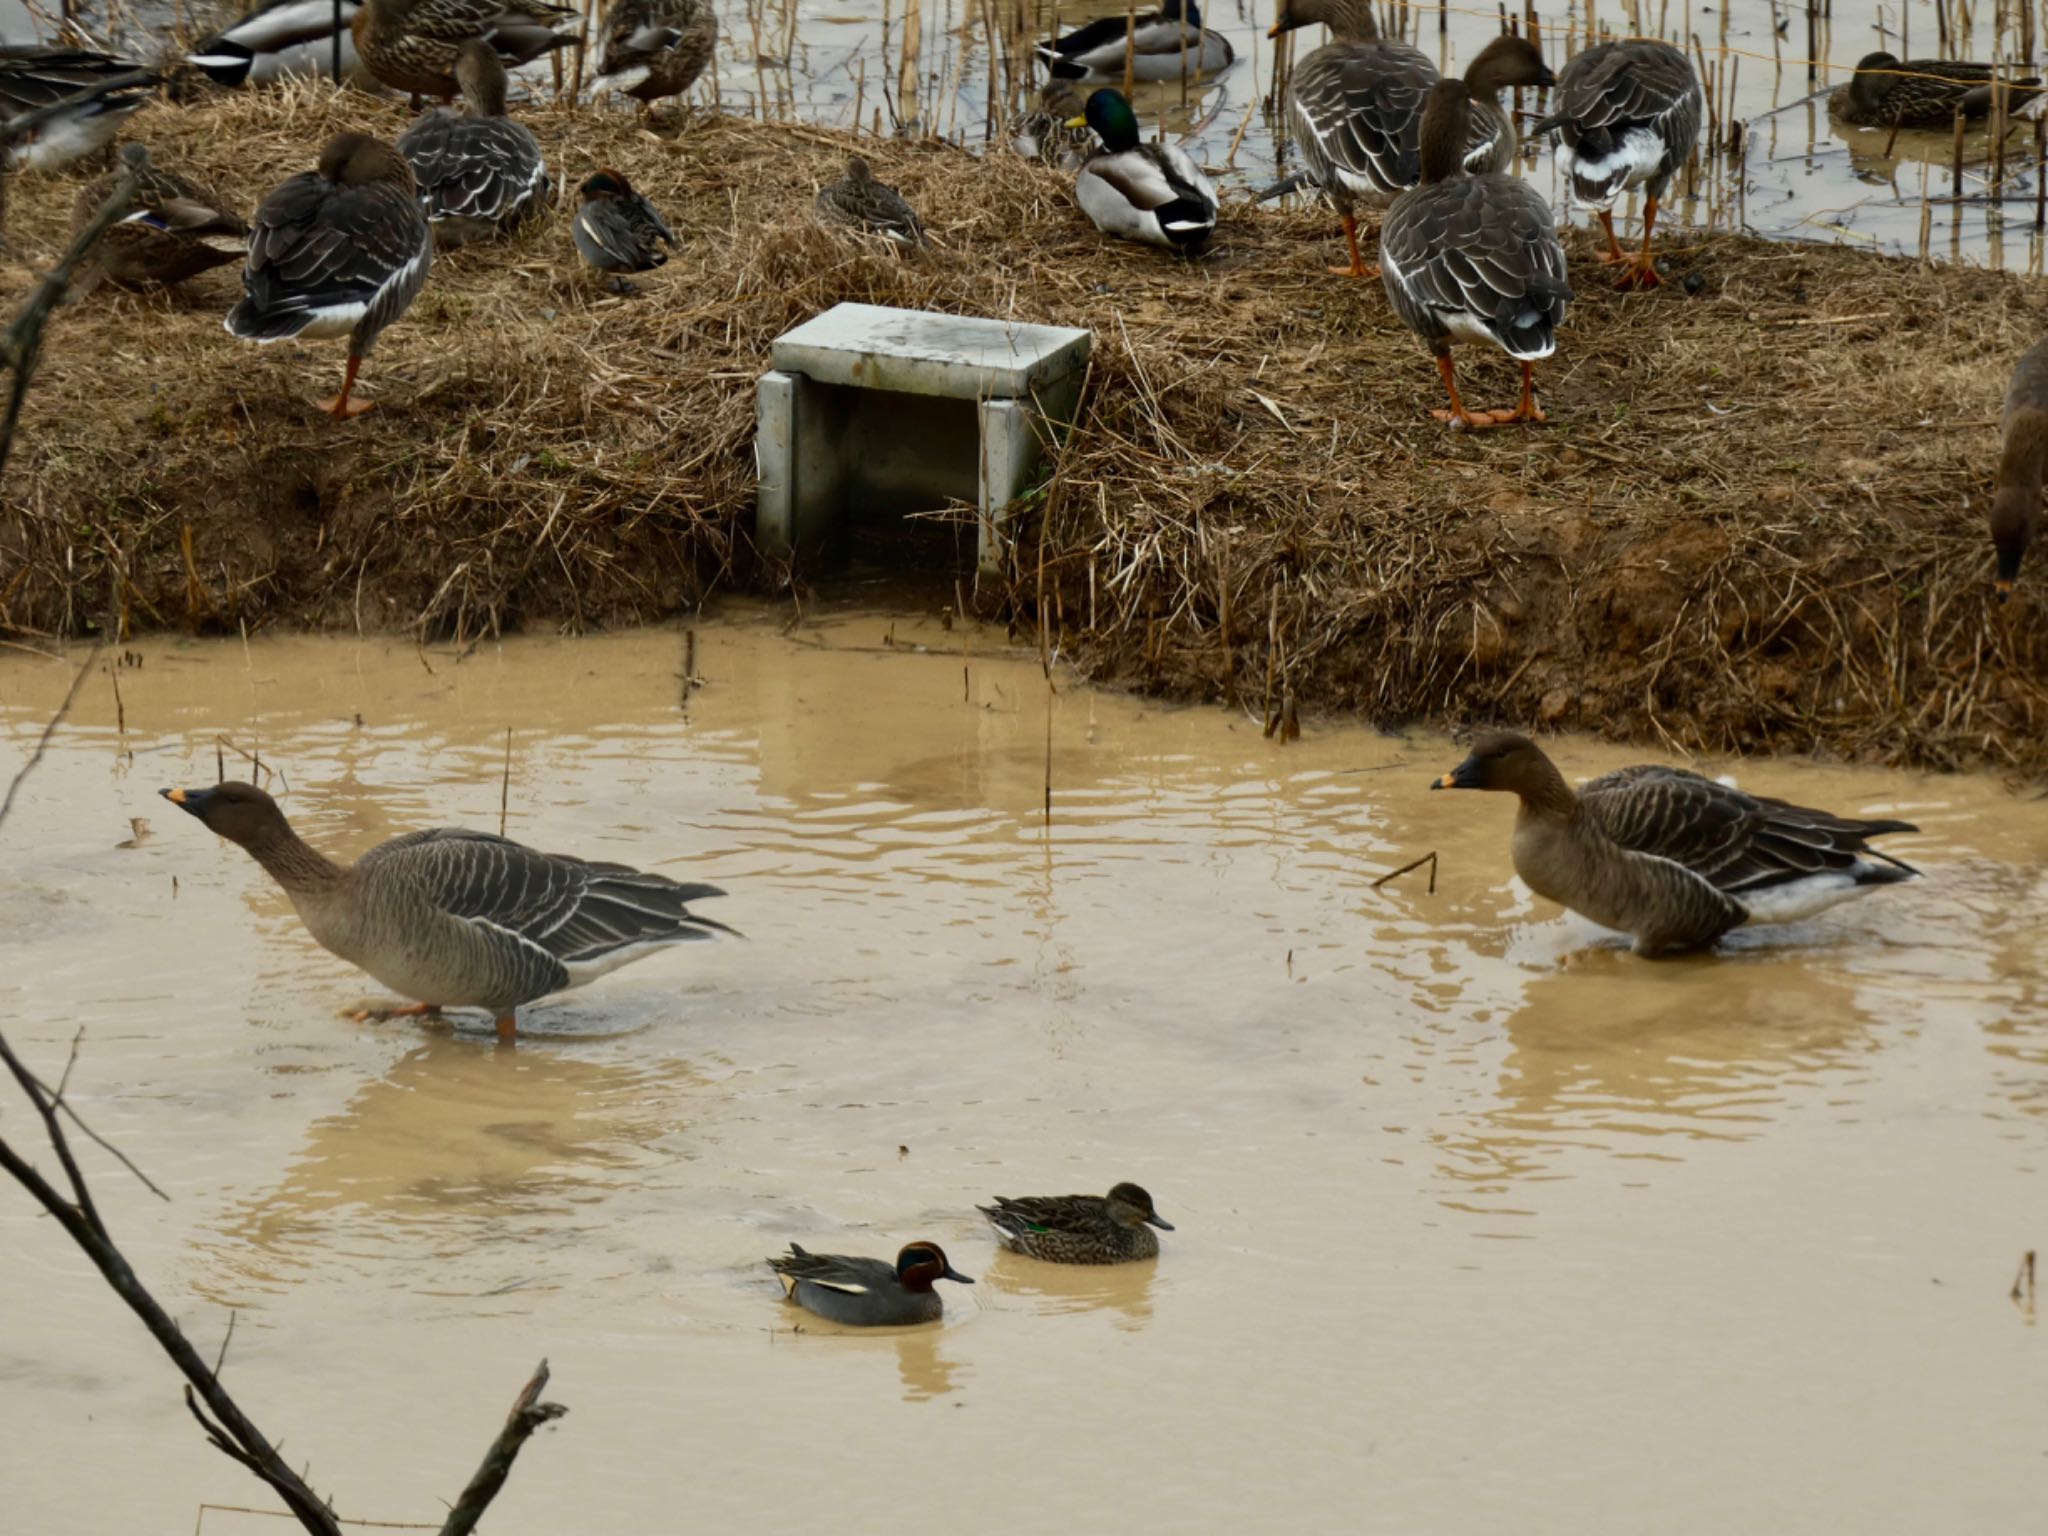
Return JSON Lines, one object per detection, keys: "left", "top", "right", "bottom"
{"left": 1416, "top": 82, "right": 1473, "bottom": 184}
{"left": 245, "top": 825, "right": 348, "bottom": 894}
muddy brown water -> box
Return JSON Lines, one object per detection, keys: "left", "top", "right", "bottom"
{"left": 1, "top": 607, "right": 2045, "bottom": 1532}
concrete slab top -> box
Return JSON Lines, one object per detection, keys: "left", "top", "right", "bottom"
{"left": 771, "top": 303, "right": 1092, "bottom": 400}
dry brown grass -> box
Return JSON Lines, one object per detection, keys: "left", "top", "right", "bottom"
{"left": 0, "top": 81, "right": 2043, "bottom": 772}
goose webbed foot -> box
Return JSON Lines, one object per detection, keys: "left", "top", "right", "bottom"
{"left": 348, "top": 1000, "right": 443, "bottom": 1023}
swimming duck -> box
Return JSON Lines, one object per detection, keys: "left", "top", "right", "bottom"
{"left": 1431, "top": 731, "right": 1921, "bottom": 956}
{"left": 980, "top": 1182, "right": 1173, "bottom": 1265}
{"left": 592, "top": 0, "right": 717, "bottom": 115}
{"left": 1009, "top": 79, "right": 1092, "bottom": 168}
{"left": 572, "top": 168, "right": 674, "bottom": 290}
{"left": 1459, "top": 34, "right": 1555, "bottom": 174}
{"left": 1993, "top": 337, "right": 2048, "bottom": 597}
{"left": 1, "top": 46, "right": 157, "bottom": 173}
{"left": 1036, "top": 0, "right": 1231, "bottom": 84}
{"left": 1528, "top": 38, "right": 1701, "bottom": 290}
{"left": 160, "top": 781, "right": 735, "bottom": 1040}
{"left": 226, "top": 132, "right": 430, "bottom": 418}
{"left": 1069, "top": 87, "right": 1216, "bottom": 252}
{"left": 186, "top": 0, "right": 369, "bottom": 87}
{"left": 1833, "top": 52, "right": 2042, "bottom": 128}
{"left": 73, "top": 144, "right": 247, "bottom": 289}
{"left": 771, "top": 1242, "right": 974, "bottom": 1326}
{"left": 351, "top": 0, "right": 579, "bottom": 103}
{"left": 813, "top": 156, "right": 926, "bottom": 247}
{"left": 1380, "top": 80, "right": 1570, "bottom": 429}
{"left": 397, "top": 39, "right": 549, "bottom": 246}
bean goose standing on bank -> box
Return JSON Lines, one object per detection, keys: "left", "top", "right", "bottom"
{"left": 73, "top": 144, "right": 247, "bottom": 290}
{"left": 160, "top": 782, "right": 735, "bottom": 1041}
{"left": 352, "top": 0, "right": 580, "bottom": 103}
{"left": 572, "top": 168, "right": 674, "bottom": 289}
{"left": 398, "top": 39, "right": 549, "bottom": 246}
{"left": 1993, "top": 336, "right": 2048, "bottom": 597}
{"left": 980, "top": 1183, "right": 1174, "bottom": 1265}
{"left": 225, "top": 132, "right": 430, "bottom": 418}
{"left": 1036, "top": 0, "right": 1232, "bottom": 84}
{"left": 1069, "top": 87, "right": 1217, "bottom": 252}
{"left": 1529, "top": 38, "right": 1701, "bottom": 289}
{"left": 1833, "top": 52, "right": 2042, "bottom": 127}
{"left": 1, "top": 46, "right": 157, "bottom": 173}
{"left": 187, "top": 0, "right": 369, "bottom": 87}
{"left": 592, "top": 0, "right": 717, "bottom": 116}
{"left": 813, "top": 156, "right": 926, "bottom": 246}
{"left": 770, "top": 1243, "right": 974, "bottom": 1326}
{"left": 1430, "top": 732, "right": 1921, "bottom": 956}
{"left": 1380, "top": 80, "right": 1570, "bottom": 429}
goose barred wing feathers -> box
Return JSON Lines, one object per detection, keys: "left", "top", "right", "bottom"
{"left": 398, "top": 111, "right": 548, "bottom": 227}
{"left": 226, "top": 167, "right": 428, "bottom": 343}
{"left": 1534, "top": 40, "right": 1701, "bottom": 201}
{"left": 1380, "top": 175, "right": 1571, "bottom": 359}
{"left": 1289, "top": 41, "right": 1437, "bottom": 202}
{"left": 1577, "top": 766, "right": 1919, "bottom": 895}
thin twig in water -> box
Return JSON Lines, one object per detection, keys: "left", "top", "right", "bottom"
{"left": 499, "top": 727, "right": 512, "bottom": 837}
{"left": 2012, "top": 1249, "right": 2036, "bottom": 1305}
{"left": 1371, "top": 851, "right": 1439, "bottom": 895}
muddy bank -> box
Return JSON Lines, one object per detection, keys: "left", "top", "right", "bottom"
{"left": 0, "top": 88, "right": 2041, "bottom": 771}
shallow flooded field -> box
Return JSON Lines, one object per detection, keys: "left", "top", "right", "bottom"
{"left": 1, "top": 608, "right": 2044, "bottom": 1531}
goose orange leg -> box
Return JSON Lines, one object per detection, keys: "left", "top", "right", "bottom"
{"left": 495, "top": 1013, "right": 518, "bottom": 1044}
{"left": 1328, "top": 212, "right": 1380, "bottom": 279}
{"left": 1613, "top": 197, "right": 1665, "bottom": 290}
{"left": 318, "top": 354, "right": 376, "bottom": 419}
{"left": 1500, "top": 361, "right": 1548, "bottom": 425}
{"left": 349, "top": 1001, "right": 442, "bottom": 1023}
{"left": 1426, "top": 350, "right": 1516, "bottom": 430}
{"left": 1595, "top": 208, "right": 1629, "bottom": 265}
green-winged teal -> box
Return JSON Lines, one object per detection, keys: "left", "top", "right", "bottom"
{"left": 980, "top": 1182, "right": 1173, "bottom": 1264}
{"left": 813, "top": 157, "right": 926, "bottom": 248}
{"left": 572, "top": 169, "right": 675, "bottom": 292}
{"left": 161, "top": 781, "right": 734, "bottom": 1040}
{"left": 1430, "top": 732, "right": 1919, "bottom": 956}
{"left": 770, "top": 1242, "right": 973, "bottom": 1326}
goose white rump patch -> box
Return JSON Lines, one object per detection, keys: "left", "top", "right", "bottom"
{"left": 1737, "top": 870, "right": 1883, "bottom": 925}
{"left": 1564, "top": 127, "right": 1667, "bottom": 204}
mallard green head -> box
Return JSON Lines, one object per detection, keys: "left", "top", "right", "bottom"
{"left": 1072, "top": 88, "right": 1142, "bottom": 154}
{"left": 896, "top": 1242, "right": 974, "bottom": 1291}
{"left": 1106, "top": 1182, "right": 1174, "bottom": 1231}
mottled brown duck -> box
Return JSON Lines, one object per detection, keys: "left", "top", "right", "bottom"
{"left": 813, "top": 155, "right": 926, "bottom": 247}
{"left": 351, "top": 0, "right": 578, "bottom": 102}
{"left": 1993, "top": 337, "right": 2048, "bottom": 597}
{"left": 981, "top": 1183, "right": 1174, "bottom": 1264}
{"left": 592, "top": 0, "right": 717, "bottom": 114}
{"left": 73, "top": 144, "right": 247, "bottom": 290}
{"left": 1833, "top": 52, "right": 2041, "bottom": 127}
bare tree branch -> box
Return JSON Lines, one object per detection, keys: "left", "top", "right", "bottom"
{"left": 438, "top": 1361, "right": 568, "bottom": 1536}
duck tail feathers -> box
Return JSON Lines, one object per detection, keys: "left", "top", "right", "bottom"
{"left": 186, "top": 40, "right": 256, "bottom": 86}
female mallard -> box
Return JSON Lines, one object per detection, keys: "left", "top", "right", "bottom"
{"left": 397, "top": 39, "right": 549, "bottom": 246}
{"left": 813, "top": 156, "right": 926, "bottom": 246}
{"left": 351, "top": 0, "right": 579, "bottom": 103}
{"left": 161, "top": 781, "right": 734, "bottom": 1041}
{"left": 1070, "top": 87, "right": 1216, "bottom": 252}
{"left": 1, "top": 45, "right": 156, "bottom": 172}
{"left": 1529, "top": 38, "right": 1701, "bottom": 289}
{"left": 1380, "top": 80, "right": 1570, "bottom": 429}
{"left": 771, "top": 1242, "right": 974, "bottom": 1327}
{"left": 186, "top": 0, "right": 369, "bottom": 87}
{"left": 1010, "top": 79, "right": 1092, "bottom": 168}
{"left": 980, "top": 1182, "right": 1174, "bottom": 1265}
{"left": 1431, "top": 731, "right": 1920, "bottom": 956}
{"left": 73, "top": 144, "right": 247, "bottom": 289}
{"left": 1833, "top": 52, "right": 2042, "bottom": 127}
{"left": 572, "top": 168, "right": 674, "bottom": 290}
{"left": 224, "top": 132, "right": 430, "bottom": 418}
{"left": 592, "top": 0, "right": 717, "bottom": 115}
{"left": 1993, "top": 337, "right": 2048, "bottom": 597}
{"left": 1036, "top": 0, "right": 1231, "bottom": 84}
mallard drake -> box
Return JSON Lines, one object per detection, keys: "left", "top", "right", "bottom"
{"left": 161, "top": 781, "right": 735, "bottom": 1040}
{"left": 771, "top": 1242, "right": 974, "bottom": 1326}
{"left": 1380, "top": 80, "right": 1570, "bottom": 429}
{"left": 572, "top": 167, "right": 673, "bottom": 290}
{"left": 73, "top": 143, "right": 246, "bottom": 289}
{"left": 1009, "top": 79, "right": 1092, "bottom": 168}
{"left": 1460, "top": 34, "right": 1554, "bottom": 174}
{"left": 1834, "top": 52, "right": 2042, "bottom": 128}
{"left": 1036, "top": 0, "right": 1231, "bottom": 84}
{"left": 397, "top": 39, "right": 549, "bottom": 246}
{"left": 980, "top": 1182, "right": 1173, "bottom": 1265}
{"left": 1069, "top": 87, "right": 1216, "bottom": 252}
{"left": 1993, "top": 337, "right": 2048, "bottom": 597}
{"left": 352, "top": 0, "right": 579, "bottom": 103}
{"left": 224, "top": 131, "right": 430, "bottom": 418}
{"left": 1431, "top": 732, "right": 1921, "bottom": 956}
{"left": 1529, "top": 38, "right": 1701, "bottom": 289}
{"left": 186, "top": 0, "right": 369, "bottom": 87}
{"left": 813, "top": 155, "right": 926, "bottom": 246}
{"left": 592, "top": 0, "right": 717, "bottom": 114}
{"left": 1, "top": 46, "right": 157, "bottom": 172}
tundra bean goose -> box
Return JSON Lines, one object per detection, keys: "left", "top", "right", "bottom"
{"left": 1528, "top": 39, "right": 1701, "bottom": 289}
{"left": 1430, "top": 732, "right": 1920, "bottom": 956}
{"left": 161, "top": 781, "right": 734, "bottom": 1040}
{"left": 980, "top": 1182, "right": 1174, "bottom": 1265}
{"left": 397, "top": 40, "right": 550, "bottom": 247}
{"left": 1993, "top": 336, "right": 2048, "bottom": 597}
{"left": 770, "top": 1242, "right": 973, "bottom": 1326}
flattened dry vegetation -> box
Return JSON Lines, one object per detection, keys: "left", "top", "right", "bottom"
{"left": 0, "top": 82, "right": 2042, "bottom": 772}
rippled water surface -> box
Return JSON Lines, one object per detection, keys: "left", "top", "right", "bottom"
{"left": 1, "top": 609, "right": 2044, "bottom": 1532}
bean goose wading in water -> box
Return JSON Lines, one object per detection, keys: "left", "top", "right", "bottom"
{"left": 1430, "top": 732, "right": 1921, "bottom": 957}
{"left": 161, "top": 782, "right": 735, "bottom": 1041}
